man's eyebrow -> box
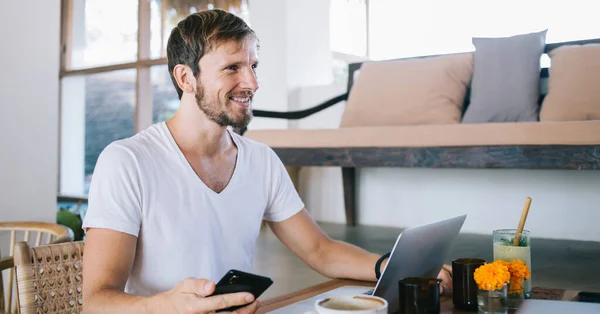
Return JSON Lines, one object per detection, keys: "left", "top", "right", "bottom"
{"left": 219, "top": 61, "right": 241, "bottom": 68}
{"left": 221, "top": 60, "right": 259, "bottom": 68}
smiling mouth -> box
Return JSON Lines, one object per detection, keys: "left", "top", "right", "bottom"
{"left": 228, "top": 92, "right": 254, "bottom": 107}
{"left": 229, "top": 96, "right": 252, "bottom": 103}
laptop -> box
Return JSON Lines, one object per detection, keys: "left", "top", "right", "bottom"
{"left": 515, "top": 299, "right": 600, "bottom": 313}
{"left": 267, "top": 214, "right": 467, "bottom": 314}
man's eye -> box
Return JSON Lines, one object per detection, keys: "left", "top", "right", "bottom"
{"left": 227, "top": 65, "right": 238, "bottom": 71}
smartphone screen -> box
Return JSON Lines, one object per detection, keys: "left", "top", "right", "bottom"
{"left": 211, "top": 269, "right": 274, "bottom": 312}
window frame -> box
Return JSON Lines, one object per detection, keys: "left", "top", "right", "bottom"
{"left": 59, "top": 0, "right": 164, "bottom": 136}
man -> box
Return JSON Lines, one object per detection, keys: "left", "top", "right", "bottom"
{"left": 81, "top": 9, "right": 452, "bottom": 314}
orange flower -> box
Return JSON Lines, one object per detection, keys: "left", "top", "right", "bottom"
{"left": 507, "top": 259, "right": 531, "bottom": 280}
{"left": 473, "top": 261, "right": 511, "bottom": 290}
{"left": 509, "top": 276, "right": 524, "bottom": 292}
{"left": 494, "top": 259, "right": 509, "bottom": 269}
{"left": 491, "top": 259, "right": 530, "bottom": 294}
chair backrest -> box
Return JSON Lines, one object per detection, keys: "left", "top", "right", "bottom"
{"left": 13, "top": 241, "right": 84, "bottom": 314}
{"left": 0, "top": 222, "right": 74, "bottom": 314}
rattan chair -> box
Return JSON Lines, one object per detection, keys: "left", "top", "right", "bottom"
{"left": 0, "top": 222, "right": 74, "bottom": 314}
{"left": 13, "top": 241, "right": 84, "bottom": 314}
{"left": 0, "top": 256, "right": 14, "bottom": 314}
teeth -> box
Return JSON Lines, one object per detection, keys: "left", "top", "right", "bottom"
{"left": 231, "top": 97, "right": 250, "bottom": 102}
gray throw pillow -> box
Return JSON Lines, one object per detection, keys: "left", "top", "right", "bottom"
{"left": 462, "top": 30, "right": 547, "bottom": 123}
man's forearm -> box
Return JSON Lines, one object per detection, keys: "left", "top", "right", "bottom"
{"left": 84, "top": 287, "right": 167, "bottom": 314}
{"left": 310, "top": 239, "right": 384, "bottom": 282}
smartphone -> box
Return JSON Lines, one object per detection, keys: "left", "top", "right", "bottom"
{"left": 578, "top": 291, "right": 600, "bottom": 303}
{"left": 210, "top": 269, "right": 274, "bottom": 312}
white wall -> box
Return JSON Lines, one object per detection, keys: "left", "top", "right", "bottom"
{"left": 355, "top": 168, "right": 600, "bottom": 241}
{"left": 0, "top": 0, "right": 59, "bottom": 226}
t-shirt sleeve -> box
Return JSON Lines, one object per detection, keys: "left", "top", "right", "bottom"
{"left": 82, "top": 143, "right": 143, "bottom": 237}
{"left": 262, "top": 147, "right": 305, "bottom": 222}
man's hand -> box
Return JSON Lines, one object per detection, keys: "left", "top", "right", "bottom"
{"left": 437, "top": 264, "right": 453, "bottom": 295}
{"left": 228, "top": 299, "right": 260, "bottom": 314}
{"left": 159, "top": 278, "right": 257, "bottom": 313}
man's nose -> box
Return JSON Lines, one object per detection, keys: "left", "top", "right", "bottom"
{"left": 241, "top": 68, "right": 259, "bottom": 91}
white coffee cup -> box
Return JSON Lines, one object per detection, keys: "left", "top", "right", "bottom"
{"left": 306, "top": 295, "right": 388, "bottom": 314}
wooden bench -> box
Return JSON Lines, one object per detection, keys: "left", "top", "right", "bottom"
{"left": 240, "top": 38, "right": 600, "bottom": 226}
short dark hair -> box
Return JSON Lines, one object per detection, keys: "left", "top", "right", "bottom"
{"left": 166, "top": 9, "right": 256, "bottom": 99}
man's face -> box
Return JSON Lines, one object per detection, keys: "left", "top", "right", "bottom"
{"left": 194, "top": 36, "right": 259, "bottom": 129}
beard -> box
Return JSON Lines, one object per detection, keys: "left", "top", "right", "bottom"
{"left": 194, "top": 81, "right": 253, "bottom": 129}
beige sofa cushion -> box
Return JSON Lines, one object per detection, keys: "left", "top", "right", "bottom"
{"left": 244, "top": 120, "right": 600, "bottom": 148}
{"left": 339, "top": 52, "right": 473, "bottom": 128}
{"left": 540, "top": 44, "right": 600, "bottom": 121}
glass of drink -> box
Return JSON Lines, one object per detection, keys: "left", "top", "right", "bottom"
{"left": 492, "top": 229, "right": 532, "bottom": 298}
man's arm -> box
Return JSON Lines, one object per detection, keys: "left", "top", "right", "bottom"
{"left": 82, "top": 228, "right": 164, "bottom": 313}
{"left": 267, "top": 209, "right": 453, "bottom": 293}
{"left": 267, "top": 209, "right": 382, "bottom": 281}
{"left": 82, "top": 228, "right": 258, "bottom": 314}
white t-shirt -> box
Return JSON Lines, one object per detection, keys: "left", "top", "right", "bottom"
{"left": 82, "top": 122, "right": 305, "bottom": 296}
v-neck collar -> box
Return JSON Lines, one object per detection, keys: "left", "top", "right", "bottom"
{"left": 161, "top": 122, "right": 242, "bottom": 196}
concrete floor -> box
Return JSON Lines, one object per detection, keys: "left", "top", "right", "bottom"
{"left": 252, "top": 222, "right": 600, "bottom": 300}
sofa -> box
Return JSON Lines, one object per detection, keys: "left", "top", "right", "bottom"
{"left": 241, "top": 31, "right": 600, "bottom": 226}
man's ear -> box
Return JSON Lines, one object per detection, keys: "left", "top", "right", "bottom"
{"left": 173, "top": 64, "right": 196, "bottom": 94}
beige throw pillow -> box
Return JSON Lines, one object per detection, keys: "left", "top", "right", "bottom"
{"left": 540, "top": 44, "right": 600, "bottom": 121}
{"left": 339, "top": 52, "right": 473, "bottom": 128}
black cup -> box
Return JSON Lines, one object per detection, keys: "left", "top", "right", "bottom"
{"left": 398, "top": 277, "right": 441, "bottom": 314}
{"left": 452, "top": 258, "right": 486, "bottom": 311}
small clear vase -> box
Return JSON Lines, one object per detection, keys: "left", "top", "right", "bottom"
{"left": 507, "top": 276, "right": 525, "bottom": 309}
{"left": 477, "top": 283, "right": 508, "bottom": 314}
